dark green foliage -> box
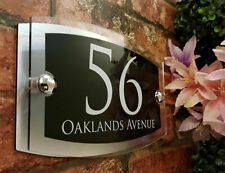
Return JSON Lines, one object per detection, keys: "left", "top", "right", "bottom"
{"left": 191, "top": 137, "right": 225, "bottom": 173}
{"left": 174, "top": 0, "right": 225, "bottom": 67}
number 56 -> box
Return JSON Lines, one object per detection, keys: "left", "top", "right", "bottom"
{"left": 86, "top": 44, "right": 143, "bottom": 116}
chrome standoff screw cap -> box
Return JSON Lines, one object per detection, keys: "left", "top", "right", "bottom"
{"left": 37, "top": 73, "right": 57, "bottom": 96}
{"left": 155, "top": 90, "right": 164, "bottom": 104}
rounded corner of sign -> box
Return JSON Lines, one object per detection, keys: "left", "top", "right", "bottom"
{"left": 15, "top": 143, "right": 29, "bottom": 154}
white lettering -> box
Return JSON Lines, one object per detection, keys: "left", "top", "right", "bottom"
{"left": 62, "top": 120, "right": 74, "bottom": 135}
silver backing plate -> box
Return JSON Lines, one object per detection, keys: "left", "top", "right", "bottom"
{"left": 16, "top": 23, "right": 165, "bottom": 157}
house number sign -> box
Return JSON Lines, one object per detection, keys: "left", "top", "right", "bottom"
{"left": 16, "top": 22, "right": 165, "bottom": 157}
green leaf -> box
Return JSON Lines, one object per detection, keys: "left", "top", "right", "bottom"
{"left": 217, "top": 149, "right": 225, "bottom": 158}
{"left": 205, "top": 165, "right": 217, "bottom": 173}
{"left": 192, "top": 154, "right": 199, "bottom": 161}
{"left": 202, "top": 16, "right": 208, "bottom": 22}
{"left": 214, "top": 26, "right": 220, "bottom": 33}
{"left": 198, "top": 8, "right": 206, "bottom": 14}
{"left": 215, "top": 158, "right": 224, "bottom": 167}
{"left": 208, "top": 15, "right": 216, "bottom": 21}
{"left": 210, "top": 144, "right": 217, "bottom": 154}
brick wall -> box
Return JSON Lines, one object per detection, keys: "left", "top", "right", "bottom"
{"left": 0, "top": 0, "right": 192, "bottom": 172}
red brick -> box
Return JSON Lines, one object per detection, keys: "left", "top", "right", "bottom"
{"left": 0, "top": 97, "right": 64, "bottom": 172}
{"left": 59, "top": 159, "right": 124, "bottom": 173}
{"left": 163, "top": 106, "right": 176, "bottom": 141}
{"left": 59, "top": 167, "right": 86, "bottom": 173}
{"left": 127, "top": 22, "right": 170, "bottom": 66}
{"left": 56, "top": 0, "right": 92, "bottom": 24}
{"left": 105, "top": 0, "right": 126, "bottom": 7}
{"left": 132, "top": 0, "right": 176, "bottom": 31}
{"left": 0, "top": 25, "right": 16, "bottom": 92}
{"left": 0, "top": 0, "right": 50, "bottom": 20}
{"left": 11, "top": 158, "right": 125, "bottom": 173}
{"left": 129, "top": 145, "right": 192, "bottom": 173}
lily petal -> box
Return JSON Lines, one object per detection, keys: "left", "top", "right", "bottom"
{"left": 188, "top": 109, "right": 202, "bottom": 120}
{"left": 195, "top": 72, "right": 219, "bottom": 89}
{"left": 197, "top": 87, "right": 217, "bottom": 100}
{"left": 209, "top": 60, "right": 223, "bottom": 71}
{"left": 184, "top": 92, "right": 204, "bottom": 108}
{"left": 165, "top": 78, "right": 188, "bottom": 90}
{"left": 172, "top": 58, "right": 189, "bottom": 77}
{"left": 219, "top": 96, "right": 225, "bottom": 107}
{"left": 189, "top": 59, "right": 198, "bottom": 77}
{"left": 168, "top": 39, "right": 183, "bottom": 61}
{"left": 195, "top": 55, "right": 201, "bottom": 59}
{"left": 206, "top": 69, "right": 225, "bottom": 80}
{"left": 221, "top": 40, "right": 225, "bottom": 45}
{"left": 206, "top": 121, "right": 225, "bottom": 136}
{"left": 179, "top": 116, "right": 200, "bottom": 132}
{"left": 200, "top": 60, "right": 223, "bottom": 73}
{"left": 175, "top": 87, "right": 196, "bottom": 107}
{"left": 203, "top": 100, "right": 220, "bottom": 124}
{"left": 213, "top": 49, "right": 225, "bottom": 62}
{"left": 200, "top": 65, "right": 208, "bottom": 73}
{"left": 183, "top": 36, "right": 197, "bottom": 66}
{"left": 195, "top": 72, "right": 207, "bottom": 85}
{"left": 173, "top": 106, "right": 180, "bottom": 116}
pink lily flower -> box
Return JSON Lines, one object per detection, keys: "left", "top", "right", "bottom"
{"left": 165, "top": 50, "right": 219, "bottom": 109}
{"left": 165, "top": 36, "right": 199, "bottom": 89}
{"left": 177, "top": 63, "right": 223, "bottom": 134}
{"left": 165, "top": 36, "right": 200, "bottom": 108}
{"left": 166, "top": 36, "right": 197, "bottom": 67}
{"left": 165, "top": 57, "right": 198, "bottom": 108}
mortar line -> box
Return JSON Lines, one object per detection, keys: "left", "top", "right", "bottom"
{"left": 0, "top": 11, "right": 24, "bottom": 28}
{"left": 50, "top": 0, "right": 56, "bottom": 17}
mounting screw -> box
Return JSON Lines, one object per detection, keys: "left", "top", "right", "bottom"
{"left": 155, "top": 90, "right": 164, "bottom": 104}
{"left": 29, "top": 72, "right": 57, "bottom": 96}
{"left": 37, "top": 73, "right": 57, "bottom": 96}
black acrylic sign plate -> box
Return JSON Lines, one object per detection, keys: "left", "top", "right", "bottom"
{"left": 16, "top": 23, "right": 165, "bottom": 157}
{"left": 45, "top": 34, "right": 160, "bottom": 143}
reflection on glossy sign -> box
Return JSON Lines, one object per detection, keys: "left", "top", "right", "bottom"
{"left": 16, "top": 23, "right": 165, "bottom": 157}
